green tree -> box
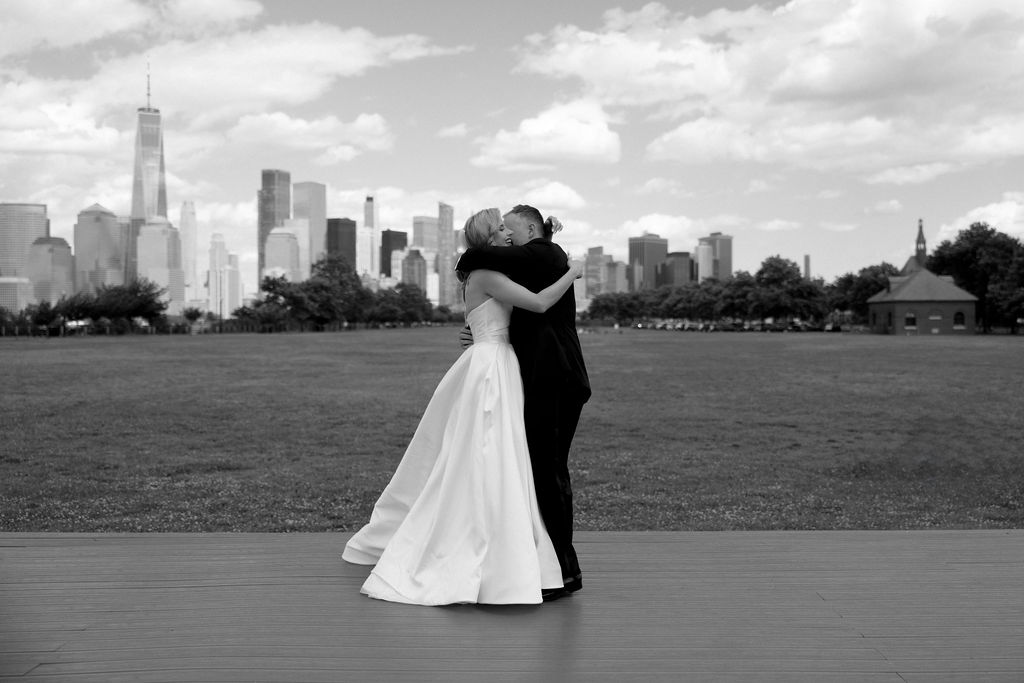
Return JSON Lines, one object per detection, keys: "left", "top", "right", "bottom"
{"left": 928, "top": 222, "right": 1022, "bottom": 332}
{"left": 93, "top": 278, "right": 167, "bottom": 326}
{"left": 987, "top": 245, "right": 1024, "bottom": 334}
{"left": 831, "top": 263, "right": 899, "bottom": 323}
{"left": 26, "top": 301, "right": 59, "bottom": 329}
{"left": 718, "top": 271, "right": 756, "bottom": 320}
{"left": 182, "top": 307, "right": 204, "bottom": 324}
{"left": 54, "top": 291, "right": 97, "bottom": 322}
{"left": 395, "top": 283, "right": 432, "bottom": 324}
{"left": 752, "top": 256, "right": 802, "bottom": 319}
{"left": 309, "top": 254, "right": 373, "bottom": 323}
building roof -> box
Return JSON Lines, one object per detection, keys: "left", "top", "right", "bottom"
{"left": 30, "top": 237, "right": 70, "bottom": 247}
{"left": 867, "top": 267, "right": 977, "bottom": 304}
{"left": 81, "top": 203, "right": 115, "bottom": 214}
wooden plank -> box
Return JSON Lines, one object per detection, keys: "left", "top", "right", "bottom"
{"left": 0, "top": 530, "right": 1021, "bottom": 680}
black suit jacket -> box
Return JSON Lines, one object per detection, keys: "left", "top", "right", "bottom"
{"left": 456, "top": 239, "right": 591, "bottom": 402}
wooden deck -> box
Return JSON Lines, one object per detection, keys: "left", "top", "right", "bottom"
{"left": 1, "top": 531, "right": 1022, "bottom": 682}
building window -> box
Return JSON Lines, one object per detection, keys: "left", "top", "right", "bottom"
{"left": 954, "top": 311, "right": 966, "bottom": 330}
{"left": 904, "top": 311, "right": 917, "bottom": 329}
{"left": 871, "top": 312, "right": 877, "bottom": 327}
{"left": 887, "top": 312, "right": 892, "bottom": 328}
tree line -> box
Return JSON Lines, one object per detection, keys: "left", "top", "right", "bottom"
{"left": 231, "top": 255, "right": 456, "bottom": 331}
{"left": 0, "top": 254, "right": 456, "bottom": 335}
{"left": 4, "top": 222, "right": 1021, "bottom": 335}
{"left": 586, "top": 222, "right": 1024, "bottom": 333}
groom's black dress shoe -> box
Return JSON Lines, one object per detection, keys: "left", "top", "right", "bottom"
{"left": 541, "top": 587, "right": 568, "bottom": 602}
{"left": 563, "top": 576, "right": 582, "bottom": 594}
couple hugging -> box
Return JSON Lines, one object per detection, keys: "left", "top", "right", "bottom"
{"left": 343, "top": 204, "right": 591, "bottom": 605}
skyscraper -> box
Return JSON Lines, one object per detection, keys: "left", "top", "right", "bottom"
{"left": 661, "top": 251, "right": 694, "bottom": 287}
{"left": 137, "top": 216, "right": 185, "bottom": 315}
{"left": 606, "top": 260, "right": 628, "bottom": 294}
{"left": 412, "top": 215, "right": 439, "bottom": 251}
{"left": 0, "top": 203, "right": 49, "bottom": 278}
{"left": 584, "top": 247, "right": 609, "bottom": 298}
{"left": 74, "top": 204, "right": 127, "bottom": 294}
{"left": 293, "top": 181, "right": 327, "bottom": 270}
{"left": 358, "top": 195, "right": 379, "bottom": 276}
{"left": 402, "top": 249, "right": 428, "bottom": 293}
{"left": 265, "top": 228, "right": 300, "bottom": 282}
{"left": 208, "top": 233, "right": 230, "bottom": 318}
{"left": 283, "top": 217, "right": 310, "bottom": 281}
{"left": 380, "top": 229, "right": 408, "bottom": 278}
{"left": 695, "top": 242, "right": 713, "bottom": 283}
{"left": 628, "top": 232, "right": 668, "bottom": 291}
{"left": 258, "top": 169, "right": 291, "bottom": 278}
{"left": 326, "top": 218, "right": 357, "bottom": 269}
{"left": 437, "top": 202, "right": 456, "bottom": 307}
{"left": 696, "top": 232, "right": 733, "bottom": 281}
{"left": 179, "top": 201, "right": 199, "bottom": 304}
{"left": 227, "top": 254, "right": 241, "bottom": 314}
{"left": 27, "top": 237, "right": 74, "bottom": 305}
{"left": 128, "top": 75, "right": 168, "bottom": 281}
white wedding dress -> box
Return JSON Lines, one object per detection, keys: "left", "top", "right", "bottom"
{"left": 342, "top": 297, "right": 564, "bottom": 605}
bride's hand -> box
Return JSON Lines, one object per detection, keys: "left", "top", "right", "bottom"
{"left": 568, "top": 260, "right": 584, "bottom": 279}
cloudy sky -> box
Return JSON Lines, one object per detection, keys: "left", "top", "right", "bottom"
{"left": 3, "top": 0, "right": 1024, "bottom": 294}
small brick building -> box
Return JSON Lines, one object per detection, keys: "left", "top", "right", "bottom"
{"left": 867, "top": 220, "right": 977, "bottom": 335}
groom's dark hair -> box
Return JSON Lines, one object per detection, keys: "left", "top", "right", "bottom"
{"left": 508, "top": 204, "right": 553, "bottom": 240}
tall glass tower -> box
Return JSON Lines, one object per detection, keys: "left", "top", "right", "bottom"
{"left": 179, "top": 201, "right": 199, "bottom": 304}
{"left": 437, "top": 202, "right": 455, "bottom": 307}
{"left": 0, "top": 203, "right": 49, "bottom": 278}
{"left": 293, "top": 182, "right": 326, "bottom": 270}
{"left": 128, "top": 73, "right": 168, "bottom": 280}
{"left": 358, "top": 195, "right": 379, "bottom": 276}
{"left": 258, "top": 169, "right": 291, "bottom": 279}
{"left": 74, "top": 203, "right": 125, "bottom": 294}
{"left": 628, "top": 232, "right": 668, "bottom": 291}
{"left": 697, "top": 232, "right": 733, "bottom": 282}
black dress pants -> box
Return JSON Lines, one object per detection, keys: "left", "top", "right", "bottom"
{"left": 523, "top": 387, "right": 586, "bottom": 584}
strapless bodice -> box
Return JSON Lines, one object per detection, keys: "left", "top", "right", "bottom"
{"left": 466, "top": 298, "right": 511, "bottom": 344}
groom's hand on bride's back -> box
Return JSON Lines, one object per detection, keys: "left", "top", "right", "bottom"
{"left": 459, "top": 325, "right": 474, "bottom": 349}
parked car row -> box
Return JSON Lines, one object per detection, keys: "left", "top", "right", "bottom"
{"left": 634, "top": 320, "right": 840, "bottom": 332}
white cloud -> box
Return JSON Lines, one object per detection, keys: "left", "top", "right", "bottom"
{"left": 437, "top": 123, "right": 468, "bottom": 138}
{"left": 634, "top": 177, "right": 689, "bottom": 196}
{"left": 472, "top": 100, "right": 620, "bottom": 169}
{"left": 226, "top": 112, "right": 393, "bottom": 163}
{"left": 2, "top": 23, "right": 469, "bottom": 132}
{"left": 817, "top": 189, "right": 844, "bottom": 199}
{"left": 821, "top": 221, "right": 858, "bottom": 233}
{"left": 619, "top": 213, "right": 704, "bottom": 252}
{"left": 936, "top": 192, "right": 1024, "bottom": 244}
{"left": 0, "top": 0, "right": 266, "bottom": 58}
{"left": 519, "top": 1, "right": 1024, "bottom": 173}
{"left": 864, "top": 163, "right": 956, "bottom": 185}
{"left": 755, "top": 219, "right": 801, "bottom": 232}
{"left": 0, "top": 102, "right": 123, "bottom": 154}
{"left": 158, "top": 0, "right": 262, "bottom": 35}
{"left": 0, "top": 0, "right": 151, "bottom": 58}
{"left": 746, "top": 179, "right": 771, "bottom": 194}
{"left": 866, "top": 199, "right": 903, "bottom": 214}
{"left": 522, "top": 181, "right": 586, "bottom": 210}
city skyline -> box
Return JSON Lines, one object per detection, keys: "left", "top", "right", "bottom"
{"left": 3, "top": 0, "right": 1024, "bottom": 297}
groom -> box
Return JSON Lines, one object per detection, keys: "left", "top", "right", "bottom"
{"left": 456, "top": 204, "right": 591, "bottom": 599}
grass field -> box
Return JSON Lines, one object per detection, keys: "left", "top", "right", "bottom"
{"left": 2, "top": 328, "right": 1022, "bottom": 532}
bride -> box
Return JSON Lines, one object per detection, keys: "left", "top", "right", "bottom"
{"left": 342, "top": 208, "right": 583, "bottom": 605}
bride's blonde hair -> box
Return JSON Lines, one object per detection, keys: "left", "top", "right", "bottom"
{"left": 463, "top": 208, "right": 501, "bottom": 249}
{"left": 458, "top": 208, "right": 501, "bottom": 284}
